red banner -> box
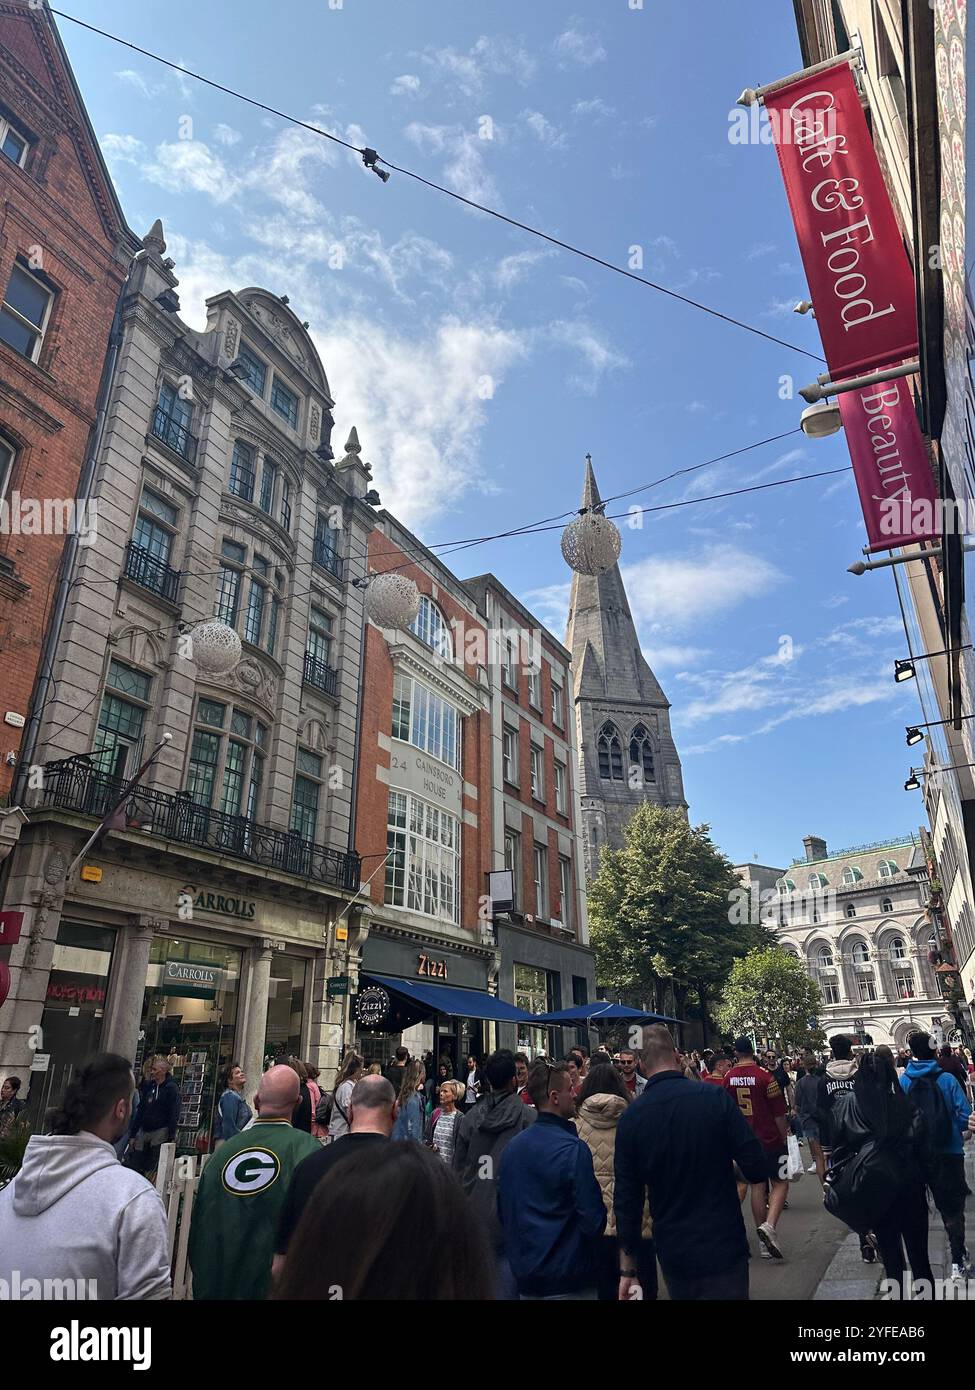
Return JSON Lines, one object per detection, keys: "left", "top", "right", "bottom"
{"left": 0, "top": 910, "right": 23, "bottom": 945}
{"left": 838, "top": 378, "right": 938, "bottom": 552}
{"left": 765, "top": 64, "right": 918, "bottom": 379}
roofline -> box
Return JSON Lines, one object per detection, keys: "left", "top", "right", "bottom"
{"left": 461, "top": 572, "right": 571, "bottom": 661}
{"left": 43, "top": 5, "right": 140, "bottom": 254}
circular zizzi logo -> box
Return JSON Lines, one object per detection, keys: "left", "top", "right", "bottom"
{"left": 355, "top": 986, "right": 390, "bottom": 1028}
{"left": 221, "top": 1148, "right": 281, "bottom": 1195}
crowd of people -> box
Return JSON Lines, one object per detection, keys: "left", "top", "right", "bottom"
{"left": 0, "top": 1027, "right": 972, "bottom": 1301}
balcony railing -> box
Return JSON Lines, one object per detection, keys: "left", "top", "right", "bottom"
{"left": 40, "top": 757, "right": 360, "bottom": 891}
{"left": 150, "top": 404, "right": 198, "bottom": 464}
{"left": 124, "top": 542, "right": 181, "bottom": 603}
{"left": 312, "top": 537, "right": 343, "bottom": 581}
{"left": 303, "top": 652, "right": 339, "bottom": 698}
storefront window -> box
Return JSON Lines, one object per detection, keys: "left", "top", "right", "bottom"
{"left": 138, "top": 937, "right": 242, "bottom": 1156}
{"left": 29, "top": 921, "right": 117, "bottom": 1125}
{"left": 514, "top": 962, "right": 554, "bottom": 1060}
{"left": 263, "top": 954, "right": 308, "bottom": 1064}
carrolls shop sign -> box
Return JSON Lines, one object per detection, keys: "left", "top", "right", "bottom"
{"left": 180, "top": 884, "right": 256, "bottom": 922}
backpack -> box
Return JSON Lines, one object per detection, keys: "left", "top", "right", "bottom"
{"left": 907, "top": 1073, "right": 953, "bottom": 1155}
{"left": 315, "top": 1090, "right": 333, "bottom": 1128}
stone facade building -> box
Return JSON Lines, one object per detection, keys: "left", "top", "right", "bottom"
{"left": 0, "top": 0, "right": 138, "bottom": 804}
{"left": 565, "top": 457, "right": 686, "bottom": 879}
{"left": 740, "top": 833, "right": 945, "bottom": 1049}
{"left": 0, "top": 222, "right": 369, "bottom": 1143}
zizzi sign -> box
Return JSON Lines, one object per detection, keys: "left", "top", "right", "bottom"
{"left": 764, "top": 63, "right": 918, "bottom": 379}
{"left": 182, "top": 885, "right": 256, "bottom": 921}
{"left": 417, "top": 953, "right": 448, "bottom": 980}
{"left": 355, "top": 986, "right": 390, "bottom": 1027}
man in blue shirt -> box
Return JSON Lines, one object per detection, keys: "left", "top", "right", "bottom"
{"left": 900, "top": 1031, "right": 973, "bottom": 1282}
{"left": 615, "top": 1025, "right": 767, "bottom": 1301}
{"left": 497, "top": 1059, "right": 606, "bottom": 1299}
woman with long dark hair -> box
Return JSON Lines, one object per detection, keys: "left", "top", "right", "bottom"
{"left": 575, "top": 1063, "right": 657, "bottom": 1301}
{"left": 215, "top": 1062, "right": 251, "bottom": 1147}
{"left": 274, "top": 1141, "right": 493, "bottom": 1300}
{"left": 828, "top": 1049, "right": 933, "bottom": 1296}
{"left": 392, "top": 1060, "right": 426, "bottom": 1142}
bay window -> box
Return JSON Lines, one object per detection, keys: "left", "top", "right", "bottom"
{"left": 385, "top": 791, "right": 460, "bottom": 924}
{"left": 391, "top": 670, "right": 460, "bottom": 770}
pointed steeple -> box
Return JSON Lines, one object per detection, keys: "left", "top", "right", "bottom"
{"left": 142, "top": 219, "right": 166, "bottom": 258}
{"left": 565, "top": 455, "right": 667, "bottom": 706}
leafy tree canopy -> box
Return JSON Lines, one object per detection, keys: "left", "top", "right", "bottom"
{"left": 716, "top": 946, "right": 826, "bottom": 1050}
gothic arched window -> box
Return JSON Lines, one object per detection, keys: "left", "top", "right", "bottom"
{"left": 597, "top": 722, "right": 623, "bottom": 781}
{"left": 628, "top": 723, "right": 655, "bottom": 783}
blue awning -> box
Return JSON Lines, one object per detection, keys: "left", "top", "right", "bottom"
{"left": 362, "top": 974, "right": 536, "bottom": 1023}
{"left": 531, "top": 1002, "right": 680, "bottom": 1025}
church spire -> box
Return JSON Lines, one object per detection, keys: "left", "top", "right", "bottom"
{"left": 565, "top": 453, "right": 687, "bottom": 878}
{"left": 565, "top": 455, "right": 666, "bottom": 706}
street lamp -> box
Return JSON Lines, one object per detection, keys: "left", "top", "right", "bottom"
{"left": 799, "top": 400, "right": 842, "bottom": 438}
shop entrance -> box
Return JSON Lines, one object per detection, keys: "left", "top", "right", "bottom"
{"left": 137, "top": 936, "right": 241, "bottom": 1156}
{"left": 27, "top": 920, "right": 117, "bottom": 1127}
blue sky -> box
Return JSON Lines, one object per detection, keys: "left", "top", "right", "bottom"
{"left": 58, "top": 0, "right": 927, "bottom": 868}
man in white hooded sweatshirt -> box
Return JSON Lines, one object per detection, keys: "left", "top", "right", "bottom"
{"left": 0, "top": 1052, "right": 171, "bottom": 1300}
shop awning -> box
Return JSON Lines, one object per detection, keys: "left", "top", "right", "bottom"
{"left": 362, "top": 974, "right": 536, "bottom": 1023}
{"left": 531, "top": 1002, "right": 680, "bottom": 1025}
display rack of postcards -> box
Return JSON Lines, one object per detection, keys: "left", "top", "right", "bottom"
{"left": 175, "top": 1050, "right": 209, "bottom": 1151}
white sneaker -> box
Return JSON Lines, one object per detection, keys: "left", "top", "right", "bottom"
{"left": 950, "top": 1263, "right": 970, "bottom": 1283}
{"left": 806, "top": 1162, "right": 818, "bottom": 1173}
{"left": 759, "top": 1245, "right": 773, "bottom": 1259}
{"left": 757, "top": 1221, "right": 784, "bottom": 1260}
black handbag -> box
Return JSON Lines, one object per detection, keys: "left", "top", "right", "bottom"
{"left": 823, "top": 1138, "right": 907, "bottom": 1229}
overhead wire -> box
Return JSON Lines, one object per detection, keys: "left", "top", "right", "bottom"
{"left": 50, "top": 7, "right": 825, "bottom": 364}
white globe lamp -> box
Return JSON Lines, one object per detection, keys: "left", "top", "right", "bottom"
{"left": 189, "top": 620, "right": 242, "bottom": 676}
{"left": 364, "top": 572, "right": 421, "bottom": 629}
{"left": 561, "top": 509, "right": 622, "bottom": 576}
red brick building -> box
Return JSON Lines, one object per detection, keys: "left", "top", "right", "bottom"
{"left": 0, "top": 1, "right": 137, "bottom": 798}
{"left": 351, "top": 517, "right": 499, "bottom": 1069}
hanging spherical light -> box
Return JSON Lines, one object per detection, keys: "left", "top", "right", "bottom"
{"left": 364, "top": 571, "right": 421, "bottom": 629}
{"left": 189, "top": 620, "right": 243, "bottom": 675}
{"left": 560, "top": 508, "right": 622, "bottom": 575}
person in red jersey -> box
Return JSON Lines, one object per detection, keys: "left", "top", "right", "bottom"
{"left": 723, "top": 1037, "right": 789, "bottom": 1260}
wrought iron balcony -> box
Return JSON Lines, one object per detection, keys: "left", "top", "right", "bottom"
{"left": 39, "top": 756, "right": 360, "bottom": 891}
{"left": 150, "top": 404, "right": 198, "bottom": 464}
{"left": 312, "top": 537, "right": 343, "bottom": 581}
{"left": 302, "top": 652, "right": 339, "bottom": 698}
{"left": 124, "top": 542, "right": 181, "bottom": 603}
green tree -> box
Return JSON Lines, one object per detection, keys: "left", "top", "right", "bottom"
{"left": 588, "top": 804, "right": 774, "bottom": 1029}
{"left": 716, "top": 946, "right": 825, "bottom": 1051}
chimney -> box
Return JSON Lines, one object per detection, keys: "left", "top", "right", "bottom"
{"left": 803, "top": 835, "right": 827, "bottom": 862}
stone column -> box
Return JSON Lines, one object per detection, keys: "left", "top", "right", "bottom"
{"left": 101, "top": 917, "right": 159, "bottom": 1063}
{"left": 240, "top": 941, "right": 274, "bottom": 1088}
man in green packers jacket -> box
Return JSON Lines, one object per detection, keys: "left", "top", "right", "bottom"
{"left": 189, "top": 1064, "right": 320, "bottom": 1299}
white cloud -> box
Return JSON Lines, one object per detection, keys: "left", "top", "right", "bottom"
{"left": 541, "top": 319, "right": 629, "bottom": 393}
{"left": 521, "top": 581, "right": 572, "bottom": 634}
{"left": 213, "top": 123, "right": 242, "bottom": 146}
{"left": 553, "top": 28, "right": 607, "bottom": 66}
{"left": 419, "top": 36, "right": 536, "bottom": 97}
{"left": 494, "top": 249, "right": 552, "bottom": 289}
{"left": 246, "top": 124, "right": 338, "bottom": 218}
{"left": 143, "top": 141, "right": 242, "bottom": 203}
{"left": 390, "top": 74, "right": 421, "bottom": 97}
{"left": 642, "top": 644, "right": 710, "bottom": 670}
{"left": 115, "top": 69, "right": 161, "bottom": 99}
{"left": 621, "top": 545, "right": 783, "bottom": 629}
{"left": 405, "top": 122, "right": 501, "bottom": 205}
{"left": 521, "top": 110, "right": 566, "bottom": 148}
{"left": 572, "top": 97, "right": 615, "bottom": 118}
{"left": 100, "top": 133, "right": 146, "bottom": 166}
{"left": 314, "top": 317, "right": 528, "bottom": 529}
{"left": 747, "top": 241, "right": 777, "bottom": 260}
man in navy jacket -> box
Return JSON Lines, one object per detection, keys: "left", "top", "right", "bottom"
{"left": 615, "top": 1025, "right": 767, "bottom": 1301}
{"left": 497, "top": 1059, "right": 606, "bottom": 1299}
